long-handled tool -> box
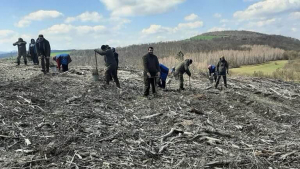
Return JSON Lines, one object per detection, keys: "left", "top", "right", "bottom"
{"left": 95, "top": 51, "right": 98, "bottom": 72}
{"left": 189, "top": 76, "right": 191, "bottom": 90}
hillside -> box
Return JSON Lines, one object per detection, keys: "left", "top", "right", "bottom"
{"left": 1, "top": 59, "right": 300, "bottom": 168}
{"left": 70, "top": 30, "right": 300, "bottom": 70}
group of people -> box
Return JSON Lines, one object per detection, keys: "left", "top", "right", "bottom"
{"left": 13, "top": 35, "right": 73, "bottom": 74}
{"left": 208, "top": 56, "right": 229, "bottom": 88}
{"left": 94, "top": 45, "right": 228, "bottom": 97}
{"left": 14, "top": 36, "right": 228, "bottom": 92}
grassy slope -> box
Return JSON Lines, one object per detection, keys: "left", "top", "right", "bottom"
{"left": 51, "top": 51, "right": 71, "bottom": 56}
{"left": 231, "top": 60, "right": 288, "bottom": 75}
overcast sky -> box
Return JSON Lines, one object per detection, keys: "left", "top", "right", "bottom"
{"left": 0, "top": 0, "right": 300, "bottom": 52}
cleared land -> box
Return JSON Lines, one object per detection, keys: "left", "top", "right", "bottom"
{"left": 1, "top": 58, "right": 300, "bottom": 168}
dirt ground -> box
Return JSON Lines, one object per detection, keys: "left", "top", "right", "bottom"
{"left": 1, "top": 59, "right": 300, "bottom": 169}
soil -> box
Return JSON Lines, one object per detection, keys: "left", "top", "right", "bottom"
{"left": 1, "top": 59, "right": 300, "bottom": 168}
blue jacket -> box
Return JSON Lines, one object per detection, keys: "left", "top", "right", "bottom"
{"left": 208, "top": 65, "right": 216, "bottom": 75}
{"left": 56, "top": 53, "right": 71, "bottom": 65}
{"left": 159, "top": 63, "right": 169, "bottom": 81}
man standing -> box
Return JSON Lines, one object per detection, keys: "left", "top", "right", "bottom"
{"left": 53, "top": 53, "right": 72, "bottom": 72}
{"left": 158, "top": 63, "right": 169, "bottom": 89}
{"left": 174, "top": 59, "right": 192, "bottom": 90}
{"left": 95, "top": 45, "right": 120, "bottom": 88}
{"left": 36, "top": 35, "right": 51, "bottom": 74}
{"left": 215, "top": 56, "right": 229, "bottom": 88}
{"left": 208, "top": 64, "right": 217, "bottom": 83}
{"left": 13, "top": 38, "right": 27, "bottom": 66}
{"left": 28, "top": 39, "right": 38, "bottom": 65}
{"left": 142, "top": 47, "right": 160, "bottom": 97}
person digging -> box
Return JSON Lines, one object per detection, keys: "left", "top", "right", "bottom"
{"left": 94, "top": 45, "right": 120, "bottom": 88}
{"left": 173, "top": 59, "right": 192, "bottom": 91}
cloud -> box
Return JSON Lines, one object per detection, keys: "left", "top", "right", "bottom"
{"left": 100, "top": 0, "right": 186, "bottom": 16}
{"left": 176, "top": 21, "right": 203, "bottom": 29}
{"left": 207, "top": 27, "right": 229, "bottom": 32}
{"left": 0, "top": 30, "right": 15, "bottom": 38}
{"left": 234, "top": 0, "right": 300, "bottom": 20}
{"left": 214, "top": 13, "right": 222, "bottom": 18}
{"left": 184, "top": 13, "right": 198, "bottom": 21}
{"left": 291, "top": 28, "right": 297, "bottom": 32}
{"left": 141, "top": 25, "right": 172, "bottom": 35}
{"left": 142, "top": 20, "right": 204, "bottom": 35}
{"left": 109, "top": 17, "right": 131, "bottom": 30}
{"left": 65, "top": 12, "right": 103, "bottom": 23}
{"left": 16, "top": 10, "right": 63, "bottom": 27}
{"left": 247, "top": 18, "right": 279, "bottom": 27}
{"left": 39, "top": 24, "right": 107, "bottom": 35}
{"left": 289, "top": 12, "right": 300, "bottom": 19}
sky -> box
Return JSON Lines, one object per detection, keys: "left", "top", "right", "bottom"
{"left": 0, "top": 0, "right": 300, "bottom": 52}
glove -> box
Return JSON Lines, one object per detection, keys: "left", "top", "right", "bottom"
{"left": 147, "top": 72, "right": 151, "bottom": 78}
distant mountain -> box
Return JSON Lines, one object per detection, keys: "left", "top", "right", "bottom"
{"left": 0, "top": 50, "right": 75, "bottom": 59}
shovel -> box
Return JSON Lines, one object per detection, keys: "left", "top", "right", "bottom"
{"left": 189, "top": 76, "right": 191, "bottom": 90}
{"left": 95, "top": 51, "right": 98, "bottom": 72}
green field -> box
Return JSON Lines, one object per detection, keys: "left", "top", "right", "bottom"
{"left": 51, "top": 51, "right": 71, "bottom": 56}
{"left": 190, "top": 35, "right": 227, "bottom": 40}
{"left": 231, "top": 60, "right": 288, "bottom": 75}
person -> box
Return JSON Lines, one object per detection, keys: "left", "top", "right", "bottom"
{"left": 112, "top": 48, "right": 119, "bottom": 68}
{"left": 158, "top": 63, "right": 169, "bottom": 89}
{"left": 53, "top": 54, "right": 72, "bottom": 72}
{"left": 208, "top": 64, "right": 217, "bottom": 83}
{"left": 36, "top": 34, "right": 51, "bottom": 74}
{"left": 142, "top": 47, "right": 160, "bottom": 97}
{"left": 176, "top": 51, "right": 184, "bottom": 61}
{"left": 13, "top": 38, "right": 27, "bottom": 66}
{"left": 174, "top": 59, "right": 192, "bottom": 90}
{"left": 94, "top": 45, "right": 120, "bottom": 88}
{"left": 28, "top": 39, "right": 38, "bottom": 65}
{"left": 109, "top": 47, "right": 119, "bottom": 81}
{"left": 215, "top": 56, "right": 229, "bottom": 88}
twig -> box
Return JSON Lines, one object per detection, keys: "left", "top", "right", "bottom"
{"left": 279, "top": 151, "right": 297, "bottom": 160}
{"left": 99, "top": 131, "right": 120, "bottom": 142}
{"left": 205, "top": 160, "right": 240, "bottom": 168}
{"left": 141, "top": 113, "right": 163, "bottom": 120}
{"left": 161, "top": 128, "right": 183, "bottom": 142}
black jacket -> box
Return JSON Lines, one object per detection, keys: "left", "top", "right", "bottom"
{"left": 95, "top": 48, "right": 117, "bottom": 67}
{"left": 217, "top": 59, "right": 229, "bottom": 75}
{"left": 142, "top": 53, "right": 160, "bottom": 75}
{"left": 36, "top": 38, "right": 51, "bottom": 57}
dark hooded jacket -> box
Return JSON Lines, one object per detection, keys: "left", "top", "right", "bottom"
{"left": 142, "top": 53, "right": 160, "bottom": 75}
{"left": 217, "top": 57, "right": 229, "bottom": 75}
{"left": 95, "top": 48, "right": 117, "bottom": 67}
{"left": 36, "top": 37, "right": 51, "bottom": 57}
{"left": 175, "top": 59, "right": 192, "bottom": 76}
{"left": 13, "top": 39, "right": 27, "bottom": 56}
{"left": 29, "top": 39, "right": 37, "bottom": 55}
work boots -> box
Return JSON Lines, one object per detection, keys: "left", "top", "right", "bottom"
{"left": 17, "top": 61, "right": 20, "bottom": 66}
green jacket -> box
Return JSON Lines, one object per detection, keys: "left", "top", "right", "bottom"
{"left": 175, "top": 59, "right": 192, "bottom": 76}
{"left": 13, "top": 41, "right": 27, "bottom": 56}
{"left": 142, "top": 53, "right": 160, "bottom": 75}
{"left": 95, "top": 48, "right": 117, "bottom": 67}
